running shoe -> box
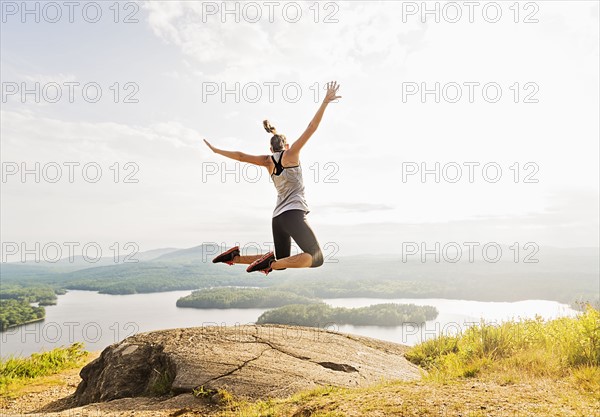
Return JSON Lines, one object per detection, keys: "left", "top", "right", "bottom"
{"left": 246, "top": 251, "right": 275, "bottom": 275}
{"left": 212, "top": 246, "right": 240, "bottom": 266}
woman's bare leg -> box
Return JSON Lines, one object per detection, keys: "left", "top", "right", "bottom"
{"left": 271, "top": 253, "right": 312, "bottom": 270}
{"left": 232, "top": 254, "right": 263, "bottom": 264}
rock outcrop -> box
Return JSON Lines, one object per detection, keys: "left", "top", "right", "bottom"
{"left": 73, "top": 325, "right": 421, "bottom": 406}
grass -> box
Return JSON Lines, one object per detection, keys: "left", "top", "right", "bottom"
{"left": 404, "top": 304, "right": 600, "bottom": 385}
{"left": 149, "top": 368, "right": 175, "bottom": 396}
{"left": 0, "top": 343, "right": 88, "bottom": 398}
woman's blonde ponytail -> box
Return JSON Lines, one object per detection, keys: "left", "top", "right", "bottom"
{"left": 264, "top": 120, "right": 286, "bottom": 152}
{"left": 263, "top": 120, "right": 277, "bottom": 135}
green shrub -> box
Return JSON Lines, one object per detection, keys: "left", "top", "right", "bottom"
{"left": 0, "top": 343, "right": 88, "bottom": 395}
{"left": 406, "top": 305, "right": 600, "bottom": 381}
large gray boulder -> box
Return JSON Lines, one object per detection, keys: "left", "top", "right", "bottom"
{"left": 73, "top": 325, "right": 421, "bottom": 405}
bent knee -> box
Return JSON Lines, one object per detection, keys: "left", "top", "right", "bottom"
{"left": 309, "top": 248, "right": 324, "bottom": 268}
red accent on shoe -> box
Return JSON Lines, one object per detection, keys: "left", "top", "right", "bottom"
{"left": 246, "top": 251, "right": 275, "bottom": 274}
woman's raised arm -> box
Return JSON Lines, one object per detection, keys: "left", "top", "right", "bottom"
{"left": 288, "top": 81, "right": 341, "bottom": 156}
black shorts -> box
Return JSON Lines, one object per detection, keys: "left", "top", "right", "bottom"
{"left": 272, "top": 210, "right": 323, "bottom": 268}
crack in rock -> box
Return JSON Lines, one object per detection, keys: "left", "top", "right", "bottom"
{"left": 252, "top": 336, "right": 312, "bottom": 361}
{"left": 252, "top": 336, "right": 359, "bottom": 374}
{"left": 198, "top": 346, "right": 270, "bottom": 387}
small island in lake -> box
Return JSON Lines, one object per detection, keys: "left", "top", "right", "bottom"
{"left": 176, "top": 287, "right": 319, "bottom": 309}
{"left": 257, "top": 302, "right": 439, "bottom": 327}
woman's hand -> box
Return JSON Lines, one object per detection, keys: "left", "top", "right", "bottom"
{"left": 323, "top": 81, "right": 341, "bottom": 104}
{"left": 204, "top": 139, "right": 217, "bottom": 153}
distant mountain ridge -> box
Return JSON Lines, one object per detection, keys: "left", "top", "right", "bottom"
{"left": 1, "top": 245, "right": 598, "bottom": 304}
{"left": 1, "top": 247, "right": 181, "bottom": 274}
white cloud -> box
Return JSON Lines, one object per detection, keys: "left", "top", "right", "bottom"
{"left": 0, "top": 110, "right": 205, "bottom": 157}
{"left": 141, "top": 1, "right": 428, "bottom": 81}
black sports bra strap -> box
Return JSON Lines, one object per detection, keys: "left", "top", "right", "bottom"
{"left": 272, "top": 151, "right": 285, "bottom": 176}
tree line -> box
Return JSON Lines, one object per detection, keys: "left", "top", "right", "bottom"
{"left": 0, "top": 285, "right": 60, "bottom": 331}
{"left": 257, "top": 303, "right": 439, "bottom": 327}
{"left": 177, "top": 287, "right": 318, "bottom": 309}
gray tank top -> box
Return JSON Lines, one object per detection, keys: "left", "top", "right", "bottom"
{"left": 271, "top": 151, "right": 310, "bottom": 218}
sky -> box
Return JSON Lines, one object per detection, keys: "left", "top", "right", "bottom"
{"left": 1, "top": 0, "right": 599, "bottom": 261}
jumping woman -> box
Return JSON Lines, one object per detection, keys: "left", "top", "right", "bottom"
{"left": 203, "top": 81, "right": 341, "bottom": 275}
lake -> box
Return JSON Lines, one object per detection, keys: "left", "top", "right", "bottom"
{"left": 0, "top": 290, "right": 579, "bottom": 357}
